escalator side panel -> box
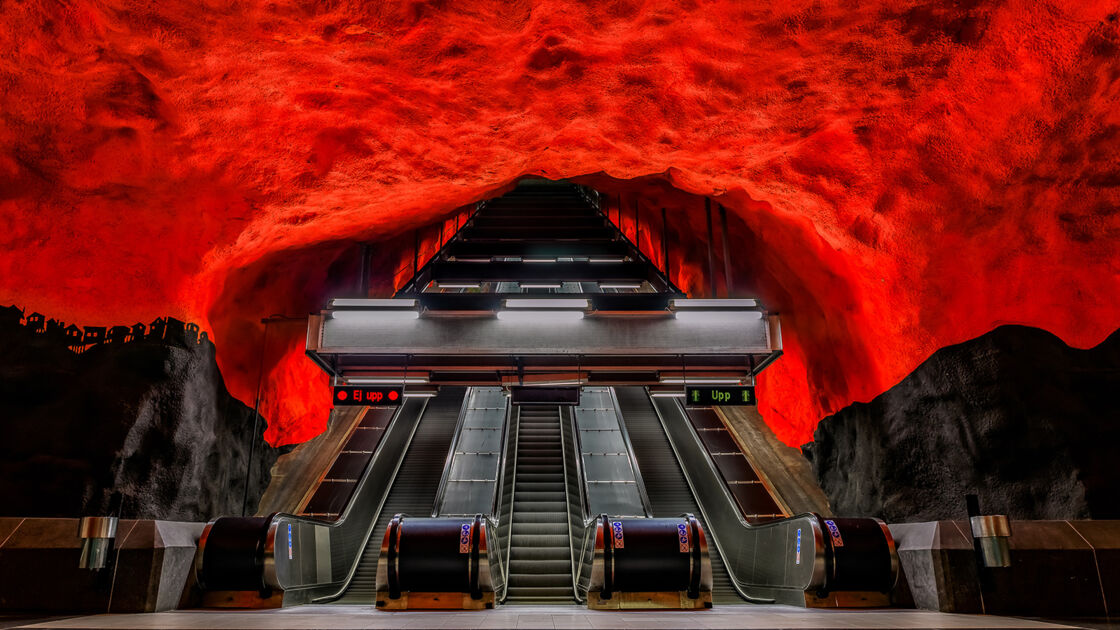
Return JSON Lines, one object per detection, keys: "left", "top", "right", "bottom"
{"left": 612, "top": 386, "right": 742, "bottom": 604}
{"left": 336, "top": 386, "right": 468, "bottom": 603}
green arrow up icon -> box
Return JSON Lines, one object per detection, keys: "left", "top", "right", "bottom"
{"left": 691, "top": 390, "right": 700, "bottom": 402}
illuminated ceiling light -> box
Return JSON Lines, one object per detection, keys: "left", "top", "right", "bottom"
{"left": 673, "top": 310, "right": 764, "bottom": 323}
{"left": 504, "top": 298, "right": 589, "bottom": 309}
{"left": 523, "top": 258, "right": 557, "bottom": 263}
{"left": 453, "top": 257, "right": 492, "bottom": 263}
{"left": 496, "top": 309, "right": 584, "bottom": 323}
{"left": 330, "top": 298, "right": 418, "bottom": 309}
{"left": 518, "top": 282, "right": 563, "bottom": 289}
{"left": 660, "top": 376, "right": 745, "bottom": 385}
{"left": 347, "top": 376, "right": 429, "bottom": 385}
{"left": 670, "top": 299, "right": 759, "bottom": 309}
{"left": 330, "top": 309, "right": 419, "bottom": 321}
{"left": 588, "top": 257, "right": 625, "bottom": 263}
{"left": 598, "top": 282, "right": 642, "bottom": 290}
{"left": 403, "top": 390, "right": 439, "bottom": 398}
{"left": 650, "top": 391, "right": 687, "bottom": 398}
{"left": 436, "top": 282, "right": 481, "bottom": 289}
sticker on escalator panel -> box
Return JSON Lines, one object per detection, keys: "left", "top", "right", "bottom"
{"left": 677, "top": 523, "right": 690, "bottom": 552}
{"left": 459, "top": 522, "right": 472, "bottom": 554}
{"left": 611, "top": 521, "right": 625, "bottom": 549}
{"left": 824, "top": 519, "right": 844, "bottom": 548}
{"left": 795, "top": 527, "right": 802, "bottom": 565}
{"left": 287, "top": 523, "right": 293, "bottom": 560}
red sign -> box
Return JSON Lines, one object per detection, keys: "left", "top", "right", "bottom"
{"left": 333, "top": 386, "right": 402, "bottom": 407}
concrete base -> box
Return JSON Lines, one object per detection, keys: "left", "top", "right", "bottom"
{"left": 890, "top": 520, "right": 1119, "bottom": 617}
{"left": 0, "top": 518, "right": 203, "bottom": 613}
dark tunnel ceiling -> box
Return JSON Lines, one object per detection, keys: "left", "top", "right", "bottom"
{"left": 1, "top": 1, "right": 1118, "bottom": 446}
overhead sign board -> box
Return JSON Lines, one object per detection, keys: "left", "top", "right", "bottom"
{"left": 333, "top": 386, "right": 402, "bottom": 407}
{"left": 685, "top": 386, "right": 756, "bottom": 407}
{"left": 510, "top": 386, "right": 581, "bottom": 406}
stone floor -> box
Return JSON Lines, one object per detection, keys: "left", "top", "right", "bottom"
{"left": 6, "top": 605, "right": 1099, "bottom": 629}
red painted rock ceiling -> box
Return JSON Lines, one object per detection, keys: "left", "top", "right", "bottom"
{"left": 2, "top": 1, "right": 1118, "bottom": 447}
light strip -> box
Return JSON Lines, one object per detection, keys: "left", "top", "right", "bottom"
{"left": 599, "top": 282, "right": 642, "bottom": 290}
{"left": 496, "top": 309, "right": 584, "bottom": 322}
{"left": 436, "top": 282, "right": 481, "bottom": 289}
{"left": 670, "top": 299, "right": 759, "bottom": 309}
{"left": 650, "top": 391, "right": 686, "bottom": 398}
{"left": 403, "top": 391, "right": 439, "bottom": 398}
{"left": 505, "top": 298, "right": 589, "bottom": 309}
{"left": 330, "top": 298, "right": 418, "bottom": 309}
{"left": 330, "top": 309, "right": 419, "bottom": 321}
{"left": 589, "top": 257, "right": 625, "bottom": 264}
{"left": 523, "top": 258, "right": 557, "bottom": 263}
{"left": 518, "top": 282, "right": 563, "bottom": 289}
{"left": 660, "top": 377, "right": 745, "bottom": 385}
{"left": 674, "top": 310, "right": 764, "bottom": 323}
{"left": 347, "top": 377, "right": 429, "bottom": 385}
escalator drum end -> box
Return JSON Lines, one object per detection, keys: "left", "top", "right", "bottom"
{"left": 374, "top": 515, "right": 496, "bottom": 610}
{"left": 587, "top": 516, "right": 713, "bottom": 610}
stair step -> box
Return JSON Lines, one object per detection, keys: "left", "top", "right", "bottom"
{"left": 506, "top": 546, "right": 570, "bottom": 561}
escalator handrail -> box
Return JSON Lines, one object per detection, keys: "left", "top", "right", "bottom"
{"left": 490, "top": 395, "right": 514, "bottom": 520}
{"left": 647, "top": 391, "right": 827, "bottom": 600}
{"left": 302, "top": 396, "right": 433, "bottom": 602}
{"left": 487, "top": 397, "right": 516, "bottom": 602}
{"left": 431, "top": 387, "right": 477, "bottom": 516}
{"left": 607, "top": 386, "right": 654, "bottom": 518}
{"left": 498, "top": 404, "right": 521, "bottom": 603}
{"left": 558, "top": 405, "right": 584, "bottom": 601}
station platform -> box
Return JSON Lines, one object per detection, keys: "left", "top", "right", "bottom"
{"left": 4, "top": 605, "right": 1086, "bottom": 630}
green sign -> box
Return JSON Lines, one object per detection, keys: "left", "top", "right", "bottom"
{"left": 685, "top": 386, "right": 756, "bottom": 407}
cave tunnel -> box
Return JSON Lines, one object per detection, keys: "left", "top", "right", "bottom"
{"left": 1, "top": 0, "right": 1119, "bottom": 627}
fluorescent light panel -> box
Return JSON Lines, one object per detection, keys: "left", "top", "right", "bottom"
{"left": 650, "top": 391, "right": 686, "bottom": 398}
{"left": 505, "top": 298, "right": 588, "bottom": 309}
{"left": 436, "top": 282, "right": 481, "bottom": 289}
{"left": 330, "top": 298, "right": 418, "bottom": 308}
{"left": 671, "top": 299, "right": 759, "bottom": 309}
{"left": 347, "top": 376, "right": 429, "bottom": 385}
{"left": 496, "top": 309, "right": 584, "bottom": 322}
{"left": 599, "top": 282, "right": 642, "bottom": 290}
{"left": 673, "top": 310, "right": 764, "bottom": 323}
{"left": 660, "top": 376, "right": 745, "bottom": 385}
{"left": 518, "top": 282, "right": 563, "bottom": 289}
{"left": 330, "top": 309, "right": 419, "bottom": 321}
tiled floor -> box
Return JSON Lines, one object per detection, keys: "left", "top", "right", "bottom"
{"left": 13, "top": 605, "right": 1087, "bottom": 629}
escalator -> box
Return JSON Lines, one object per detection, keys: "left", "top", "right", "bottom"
{"left": 336, "top": 386, "right": 467, "bottom": 603}
{"left": 505, "top": 406, "right": 573, "bottom": 604}
{"left": 613, "top": 386, "right": 742, "bottom": 604}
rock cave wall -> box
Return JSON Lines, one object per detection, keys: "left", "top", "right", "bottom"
{"left": 1, "top": 1, "right": 1118, "bottom": 448}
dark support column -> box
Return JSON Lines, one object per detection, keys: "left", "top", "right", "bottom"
{"left": 413, "top": 229, "right": 420, "bottom": 276}
{"left": 719, "top": 204, "right": 733, "bottom": 297}
{"left": 358, "top": 243, "right": 372, "bottom": 297}
{"left": 635, "top": 199, "right": 641, "bottom": 249}
{"left": 705, "top": 198, "right": 717, "bottom": 297}
{"left": 661, "top": 207, "right": 670, "bottom": 278}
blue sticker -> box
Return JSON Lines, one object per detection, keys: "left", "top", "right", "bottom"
{"left": 287, "top": 523, "right": 293, "bottom": 560}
